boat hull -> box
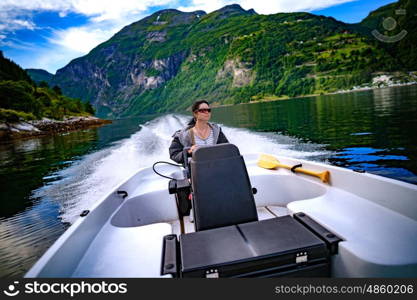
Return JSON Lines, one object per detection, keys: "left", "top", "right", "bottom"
{"left": 25, "top": 154, "right": 417, "bottom": 278}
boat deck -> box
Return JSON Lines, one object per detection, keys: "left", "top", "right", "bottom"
{"left": 71, "top": 206, "right": 289, "bottom": 277}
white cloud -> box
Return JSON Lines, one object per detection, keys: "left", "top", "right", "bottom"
{"left": 31, "top": 47, "right": 83, "bottom": 74}
{"left": 49, "top": 25, "right": 117, "bottom": 53}
{"left": 178, "top": 0, "right": 234, "bottom": 13}
{"left": 42, "top": 12, "right": 150, "bottom": 71}
{"left": 0, "top": 10, "right": 36, "bottom": 33}
{"left": 0, "top": 37, "right": 37, "bottom": 51}
{"left": 0, "top": 0, "right": 71, "bottom": 12}
{"left": 242, "top": 0, "right": 357, "bottom": 14}
{"left": 72, "top": 0, "right": 174, "bottom": 22}
{"left": 0, "top": 0, "right": 177, "bottom": 37}
{"left": 0, "top": 0, "right": 357, "bottom": 23}
{"left": 11, "top": 19, "right": 36, "bottom": 30}
{"left": 178, "top": 0, "right": 357, "bottom": 14}
{"left": 0, "top": 0, "right": 177, "bottom": 22}
{"left": 29, "top": 19, "right": 138, "bottom": 73}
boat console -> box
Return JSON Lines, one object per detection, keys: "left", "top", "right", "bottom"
{"left": 163, "top": 144, "right": 341, "bottom": 278}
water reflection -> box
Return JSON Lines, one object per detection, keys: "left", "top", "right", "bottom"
{"left": 372, "top": 87, "right": 396, "bottom": 117}
{"left": 336, "top": 147, "right": 409, "bottom": 162}
{"left": 0, "top": 197, "right": 67, "bottom": 277}
{"left": 211, "top": 85, "right": 417, "bottom": 184}
{"left": 0, "top": 116, "right": 162, "bottom": 277}
{"left": 0, "top": 130, "right": 99, "bottom": 219}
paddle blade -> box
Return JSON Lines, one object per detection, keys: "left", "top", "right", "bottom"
{"left": 257, "top": 154, "right": 280, "bottom": 169}
{"left": 320, "top": 171, "right": 330, "bottom": 183}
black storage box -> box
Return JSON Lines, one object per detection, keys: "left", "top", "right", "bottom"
{"left": 178, "top": 216, "right": 331, "bottom": 278}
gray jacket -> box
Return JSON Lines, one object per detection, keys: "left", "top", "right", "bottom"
{"left": 169, "top": 123, "right": 229, "bottom": 164}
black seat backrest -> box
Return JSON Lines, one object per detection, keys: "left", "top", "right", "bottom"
{"left": 190, "top": 144, "right": 258, "bottom": 231}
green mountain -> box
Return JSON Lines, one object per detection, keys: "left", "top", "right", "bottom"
{"left": 26, "top": 68, "right": 54, "bottom": 85}
{"left": 49, "top": 2, "right": 416, "bottom": 118}
{"left": 0, "top": 51, "right": 94, "bottom": 122}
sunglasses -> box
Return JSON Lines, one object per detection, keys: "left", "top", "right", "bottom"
{"left": 196, "top": 108, "right": 211, "bottom": 113}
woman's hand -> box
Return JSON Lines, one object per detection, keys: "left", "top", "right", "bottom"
{"left": 188, "top": 145, "right": 198, "bottom": 154}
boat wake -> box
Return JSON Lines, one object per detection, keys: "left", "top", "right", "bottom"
{"left": 33, "top": 114, "right": 332, "bottom": 224}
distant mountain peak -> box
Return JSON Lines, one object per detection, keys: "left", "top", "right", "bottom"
{"left": 151, "top": 8, "right": 184, "bottom": 16}
{"left": 219, "top": 4, "right": 245, "bottom": 10}
{"left": 26, "top": 68, "right": 54, "bottom": 84}
{"left": 215, "top": 4, "right": 257, "bottom": 16}
{"left": 150, "top": 8, "right": 206, "bottom": 18}
{"left": 26, "top": 68, "right": 53, "bottom": 76}
{"left": 144, "top": 8, "right": 207, "bottom": 26}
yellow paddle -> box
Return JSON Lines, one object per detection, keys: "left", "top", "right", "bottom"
{"left": 257, "top": 154, "right": 330, "bottom": 183}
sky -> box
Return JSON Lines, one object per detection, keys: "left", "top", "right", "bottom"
{"left": 0, "top": 0, "right": 397, "bottom": 74}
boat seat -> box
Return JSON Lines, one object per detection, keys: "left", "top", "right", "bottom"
{"left": 288, "top": 188, "right": 417, "bottom": 277}
{"left": 190, "top": 144, "right": 258, "bottom": 231}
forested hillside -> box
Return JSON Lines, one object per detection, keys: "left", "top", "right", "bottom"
{"left": 0, "top": 51, "right": 94, "bottom": 122}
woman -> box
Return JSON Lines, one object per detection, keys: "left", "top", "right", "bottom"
{"left": 169, "top": 100, "right": 229, "bottom": 164}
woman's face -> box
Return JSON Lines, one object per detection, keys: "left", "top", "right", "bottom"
{"left": 194, "top": 103, "right": 211, "bottom": 122}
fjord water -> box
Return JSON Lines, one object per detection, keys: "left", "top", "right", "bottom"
{"left": 213, "top": 85, "right": 417, "bottom": 184}
{"left": 0, "top": 85, "right": 416, "bottom": 277}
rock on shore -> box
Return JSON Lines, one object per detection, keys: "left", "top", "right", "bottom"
{"left": 0, "top": 116, "right": 112, "bottom": 141}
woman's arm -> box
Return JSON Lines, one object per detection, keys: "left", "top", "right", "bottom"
{"left": 217, "top": 127, "right": 229, "bottom": 144}
{"left": 169, "top": 135, "right": 185, "bottom": 164}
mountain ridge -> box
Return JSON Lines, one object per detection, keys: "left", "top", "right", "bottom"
{"left": 26, "top": 68, "right": 54, "bottom": 85}
{"left": 27, "top": 1, "right": 416, "bottom": 118}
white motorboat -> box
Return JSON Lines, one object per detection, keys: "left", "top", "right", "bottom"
{"left": 25, "top": 144, "right": 417, "bottom": 278}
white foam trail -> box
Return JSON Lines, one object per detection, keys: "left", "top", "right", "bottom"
{"left": 224, "top": 127, "right": 329, "bottom": 159}
{"left": 34, "top": 114, "right": 331, "bottom": 224}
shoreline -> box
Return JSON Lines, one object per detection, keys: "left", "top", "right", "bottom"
{"left": 212, "top": 81, "right": 417, "bottom": 108}
{"left": 0, "top": 116, "right": 112, "bottom": 142}
{"left": 331, "top": 80, "right": 417, "bottom": 96}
